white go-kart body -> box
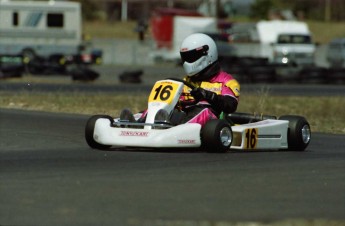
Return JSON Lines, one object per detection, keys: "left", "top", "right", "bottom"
{"left": 85, "top": 79, "right": 311, "bottom": 152}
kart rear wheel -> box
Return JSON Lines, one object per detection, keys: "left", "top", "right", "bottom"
{"left": 85, "top": 115, "right": 113, "bottom": 150}
{"left": 279, "top": 115, "right": 311, "bottom": 151}
{"left": 201, "top": 119, "right": 233, "bottom": 153}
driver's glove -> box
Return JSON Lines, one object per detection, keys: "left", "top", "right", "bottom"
{"left": 190, "top": 87, "right": 217, "bottom": 103}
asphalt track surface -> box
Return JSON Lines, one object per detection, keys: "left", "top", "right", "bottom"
{"left": 1, "top": 108, "right": 345, "bottom": 226}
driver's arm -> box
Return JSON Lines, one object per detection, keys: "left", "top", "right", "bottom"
{"left": 190, "top": 88, "right": 238, "bottom": 114}
{"left": 190, "top": 79, "right": 240, "bottom": 114}
{"left": 211, "top": 95, "right": 238, "bottom": 114}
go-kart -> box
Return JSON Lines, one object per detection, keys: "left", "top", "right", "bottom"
{"left": 85, "top": 78, "right": 311, "bottom": 152}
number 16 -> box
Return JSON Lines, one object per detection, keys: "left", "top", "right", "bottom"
{"left": 245, "top": 128, "right": 258, "bottom": 149}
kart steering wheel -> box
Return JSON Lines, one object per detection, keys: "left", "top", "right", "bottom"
{"left": 165, "top": 78, "right": 198, "bottom": 106}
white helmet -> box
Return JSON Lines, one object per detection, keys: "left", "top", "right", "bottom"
{"left": 180, "top": 33, "right": 218, "bottom": 76}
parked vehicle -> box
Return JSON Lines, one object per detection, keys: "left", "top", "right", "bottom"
{"left": 150, "top": 8, "right": 217, "bottom": 62}
{"left": 216, "top": 20, "right": 331, "bottom": 83}
{"left": 0, "top": 54, "right": 24, "bottom": 79}
{"left": 227, "top": 20, "right": 316, "bottom": 66}
{"left": 0, "top": 0, "right": 102, "bottom": 73}
{"left": 326, "top": 38, "right": 345, "bottom": 68}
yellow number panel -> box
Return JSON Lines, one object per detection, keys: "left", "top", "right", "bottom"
{"left": 245, "top": 128, "right": 258, "bottom": 149}
{"left": 148, "top": 81, "right": 180, "bottom": 104}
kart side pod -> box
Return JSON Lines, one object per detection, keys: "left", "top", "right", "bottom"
{"left": 85, "top": 115, "right": 234, "bottom": 152}
{"left": 230, "top": 115, "right": 311, "bottom": 151}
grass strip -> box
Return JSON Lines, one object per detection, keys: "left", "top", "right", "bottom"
{"left": 1, "top": 91, "right": 344, "bottom": 134}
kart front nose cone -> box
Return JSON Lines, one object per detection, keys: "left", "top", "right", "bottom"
{"left": 220, "top": 127, "right": 232, "bottom": 146}
{"left": 301, "top": 124, "right": 311, "bottom": 144}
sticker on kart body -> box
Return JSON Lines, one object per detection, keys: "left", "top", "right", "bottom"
{"left": 178, "top": 139, "right": 196, "bottom": 144}
{"left": 148, "top": 81, "right": 180, "bottom": 104}
{"left": 120, "top": 131, "right": 149, "bottom": 137}
{"left": 245, "top": 128, "right": 258, "bottom": 149}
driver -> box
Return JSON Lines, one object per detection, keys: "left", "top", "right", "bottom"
{"left": 179, "top": 33, "right": 240, "bottom": 126}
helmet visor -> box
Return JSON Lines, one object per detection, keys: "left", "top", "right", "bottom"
{"left": 180, "top": 45, "right": 209, "bottom": 63}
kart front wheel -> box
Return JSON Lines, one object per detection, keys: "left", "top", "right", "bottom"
{"left": 279, "top": 115, "right": 311, "bottom": 151}
{"left": 201, "top": 119, "right": 233, "bottom": 153}
{"left": 85, "top": 115, "right": 113, "bottom": 150}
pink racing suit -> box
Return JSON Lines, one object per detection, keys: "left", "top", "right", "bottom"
{"left": 180, "top": 71, "right": 240, "bottom": 126}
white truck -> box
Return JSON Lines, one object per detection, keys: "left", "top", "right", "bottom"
{"left": 228, "top": 20, "right": 316, "bottom": 66}
{"left": 0, "top": 0, "right": 101, "bottom": 66}
{"left": 217, "top": 20, "right": 320, "bottom": 83}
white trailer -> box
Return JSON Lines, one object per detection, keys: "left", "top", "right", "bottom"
{"left": 0, "top": 0, "right": 82, "bottom": 60}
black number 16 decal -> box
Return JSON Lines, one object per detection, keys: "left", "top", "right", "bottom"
{"left": 153, "top": 85, "right": 173, "bottom": 101}
{"left": 245, "top": 128, "right": 258, "bottom": 149}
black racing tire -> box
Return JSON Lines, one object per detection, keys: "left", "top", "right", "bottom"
{"left": 201, "top": 119, "right": 233, "bottom": 153}
{"left": 85, "top": 115, "right": 113, "bottom": 150}
{"left": 279, "top": 115, "right": 311, "bottom": 151}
